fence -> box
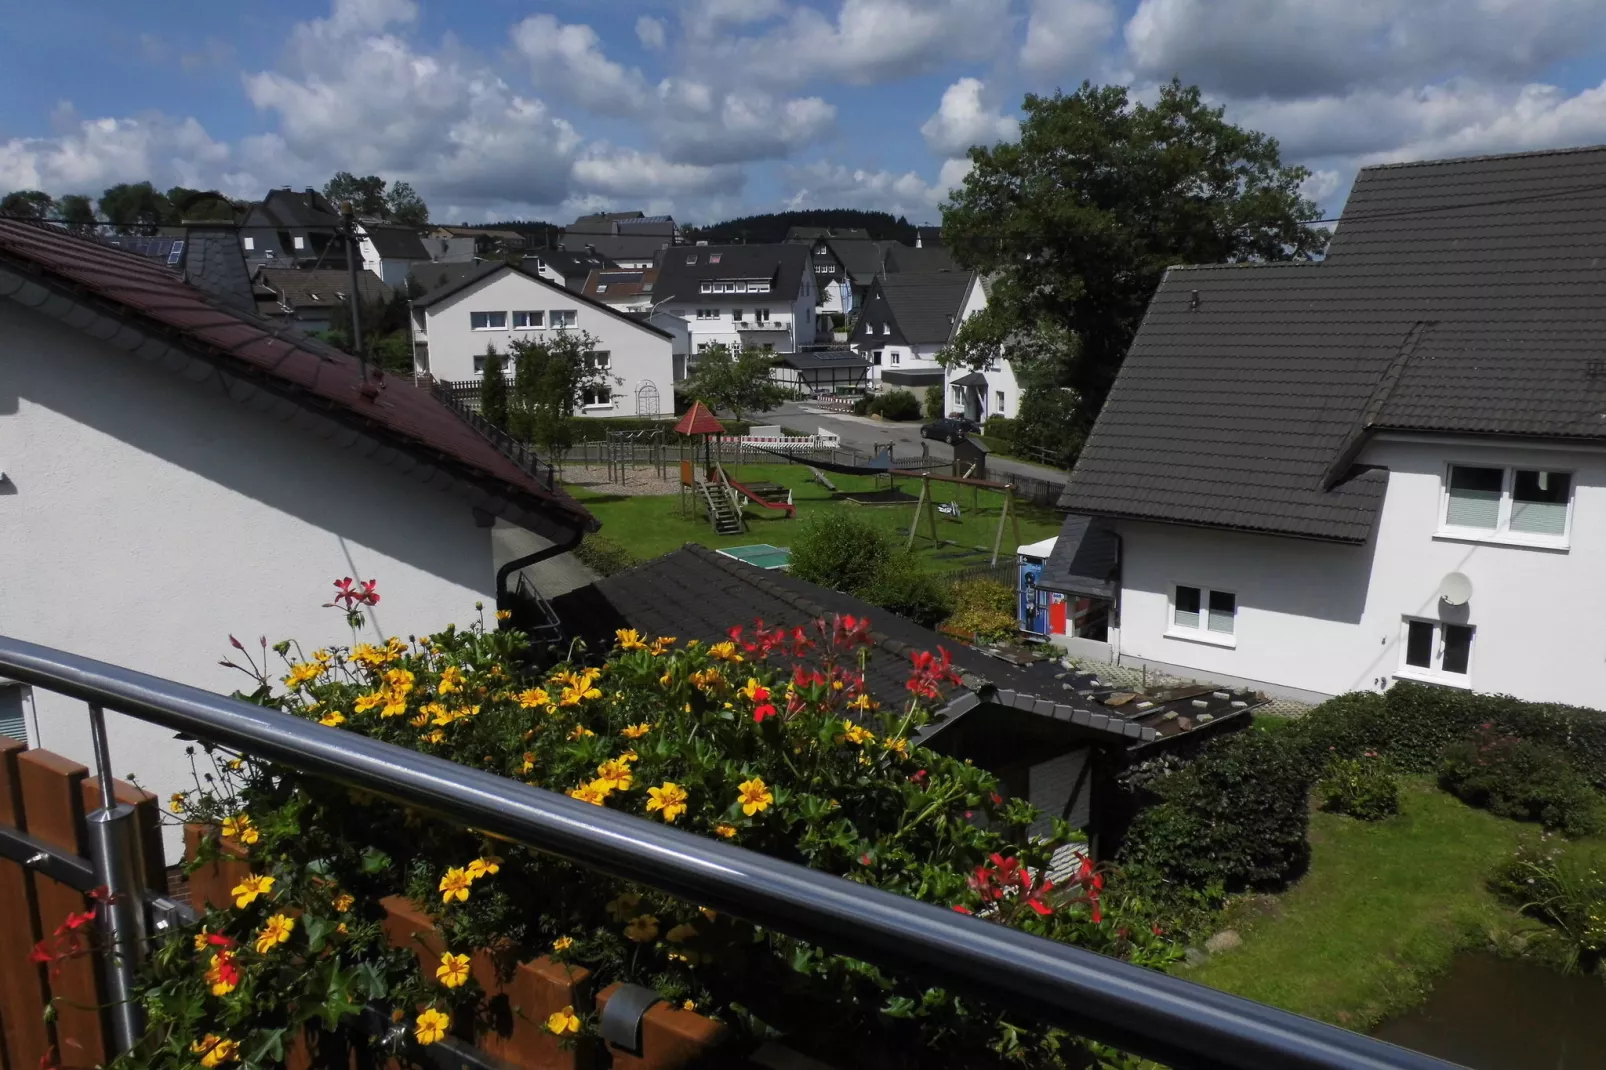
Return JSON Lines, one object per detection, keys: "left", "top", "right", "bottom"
{"left": 938, "top": 561, "right": 1018, "bottom": 588}
{"left": 0, "top": 633, "right": 1456, "bottom": 1070}
{"left": 430, "top": 382, "right": 559, "bottom": 491}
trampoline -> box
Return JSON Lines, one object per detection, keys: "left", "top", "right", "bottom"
{"left": 716, "top": 544, "right": 793, "bottom": 570}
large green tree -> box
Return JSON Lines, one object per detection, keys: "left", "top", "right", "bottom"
{"left": 98, "top": 181, "right": 171, "bottom": 234}
{"left": 683, "top": 343, "right": 786, "bottom": 421}
{"left": 324, "top": 172, "right": 390, "bottom": 218}
{"left": 385, "top": 181, "right": 429, "bottom": 225}
{"left": 506, "top": 331, "right": 611, "bottom": 457}
{"left": 57, "top": 194, "right": 96, "bottom": 231}
{"left": 0, "top": 190, "right": 54, "bottom": 219}
{"left": 941, "top": 79, "right": 1327, "bottom": 443}
{"left": 165, "top": 186, "right": 238, "bottom": 222}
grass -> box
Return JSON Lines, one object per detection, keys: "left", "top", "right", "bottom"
{"left": 1185, "top": 778, "right": 1570, "bottom": 1029}
{"left": 565, "top": 462, "right": 1062, "bottom": 571}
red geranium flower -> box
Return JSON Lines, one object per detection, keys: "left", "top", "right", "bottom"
{"left": 752, "top": 704, "right": 777, "bottom": 723}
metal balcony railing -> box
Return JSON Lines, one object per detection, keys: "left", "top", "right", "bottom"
{"left": 0, "top": 634, "right": 1457, "bottom": 1070}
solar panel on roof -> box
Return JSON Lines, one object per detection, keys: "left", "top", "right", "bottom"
{"left": 167, "top": 241, "right": 185, "bottom": 266}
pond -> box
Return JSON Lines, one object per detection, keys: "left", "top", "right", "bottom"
{"left": 1371, "top": 954, "right": 1606, "bottom": 1069}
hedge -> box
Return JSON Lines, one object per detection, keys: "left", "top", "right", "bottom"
{"left": 564, "top": 416, "right": 758, "bottom": 443}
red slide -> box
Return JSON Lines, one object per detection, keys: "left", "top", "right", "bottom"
{"left": 723, "top": 478, "right": 796, "bottom": 518}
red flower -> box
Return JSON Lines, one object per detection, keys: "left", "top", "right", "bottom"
{"left": 752, "top": 704, "right": 777, "bottom": 723}
{"left": 749, "top": 685, "right": 770, "bottom": 703}
{"left": 906, "top": 647, "right": 962, "bottom": 699}
{"left": 205, "top": 933, "right": 237, "bottom": 948}
{"left": 989, "top": 792, "right": 1003, "bottom": 806}
{"left": 56, "top": 909, "right": 96, "bottom": 935}
{"left": 859, "top": 853, "right": 872, "bottom": 866}
{"left": 910, "top": 769, "right": 928, "bottom": 786}
{"left": 951, "top": 904, "right": 973, "bottom": 914}
{"left": 27, "top": 943, "right": 52, "bottom": 966}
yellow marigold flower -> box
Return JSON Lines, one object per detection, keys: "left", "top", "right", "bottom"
{"left": 624, "top": 914, "right": 659, "bottom": 942}
{"left": 409, "top": 711, "right": 430, "bottom": 728}
{"left": 840, "top": 722, "right": 875, "bottom": 746}
{"left": 596, "top": 759, "right": 634, "bottom": 792}
{"left": 193, "top": 1035, "right": 238, "bottom": 1067}
{"left": 414, "top": 1008, "right": 450, "bottom": 1046}
{"left": 552, "top": 936, "right": 574, "bottom": 952}
{"left": 205, "top": 953, "right": 237, "bottom": 996}
{"left": 495, "top": 609, "right": 512, "bottom": 621}
{"left": 621, "top": 722, "right": 653, "bottom": 739}
{"left": 425, "top": 729, "right": 446, "bottom": 744}
{"left": 682, "top": 1000, "right": 696, "bottom": 1012}
{"left": 666, "top": 923, "right": 698, "bottom": 944}
{"left": 706, "top": 641, "right": 743, "bottom": 663}
{"left": 348, "top": 643, "right": 389, "bottom": 669}
{"left": 605, "top": 892, "right": 640, "bottom": 921}
{"left": 466, "top": 856, "right": 501, "bottom": 880}
{"left": 319, "top": 710, "right": 347, "bottom": 727}
{"left": 567, "top": 781, "right": 607, "bottom": 805}
{"left": 430, "top": 705, "right": 457, "bottom": 727}
{"left": 255, "top": 913, "right": 295, "bottom": 953}
{"left": 284, "top": 661, "right": 322, "bottom": 689}
{"left": 353, "top": 692, "right": 385, "bottom": 713}
{"left": 714, "top": 823, "right": 738, "bottom": 839}
{"left": 738, "top": 678, "right": 767, "bottom": 702}
{"left": 615, "top": 628, "right": 648, "bottom": 651}
{"left": 567, "top": 724, "right": 595, "bottom": 741}
{"left": 436, "top": 951, "right": 471, "bottom": 989}
{"left": 336, "top": 922, "right": 348, "bottom": 935}
{"left": 737, "top": 778, "right": 773, "bottom": 817}
{"left": 438, "top": 867, "right": 473, "bottom": 903}
{"left": 883, "top": 737, "right": 909, "bottom": 757}
{"left": 169, "top": 792, "right": 185, "bottom": 813}
{"left": 332, "top": 892, "right": 354, "bottom": 912}
{"left": 659, "top": 670, "right": 674, "bottom": 687}
{"left": 645, "top": 782, "right": 689, "bottom": 823}
{"left": 517, "top": 688, "right": 551, "bottom": 709}
{"left": 545, "top": 1005, "right": 581, "bottom": 1036}
{"left": 439, "top": 666, "right": 465, "bottom": 694}
{"left": 649, "top": 636, "right": 676, "bottom": 656}
{"left": 381, "top": 691, "right": 409, "bottom": 718}
{"left": 847, "top": 693, "right": 877, "bottom": 712}
{"left": 521, "top": 751, "right": 536, "bottom": 774}
{"left": 231, "top": 873, "right": 274, "bottom": 909}
{"left": 221, "top": 814, "right": 260, "bottom": 846}
{"left": 619, "top": 749, "right": 639, "bottom": 762}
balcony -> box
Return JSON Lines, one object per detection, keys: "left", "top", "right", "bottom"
{"left": 735, "top": 320, "right": 787, "bottom": 332}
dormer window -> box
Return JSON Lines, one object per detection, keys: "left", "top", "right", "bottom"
{"left": 686, "top": 253, "right": 698, "bottom": 265}
{"left": 710, "top": 253, "right": 722, "bottom": 264}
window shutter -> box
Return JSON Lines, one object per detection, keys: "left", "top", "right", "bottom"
{"left": 1446, "top": 466, "right": 1502, "bottom": 528}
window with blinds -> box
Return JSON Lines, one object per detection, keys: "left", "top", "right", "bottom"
{"left": 1172, "top": 586, "right": 1236, "bottom": 640}
{"left": 0, "top": 685, "right": 28, "bottom": 744}
{"left": 1445, "top": 466, "right": 1502, "bottom": 529}
{"left": 1443, "top": 465, "right": 1572, "bottom": 541}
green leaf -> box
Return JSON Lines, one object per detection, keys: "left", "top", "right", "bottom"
{"left": 243, "top": 1027, "right": 287, "bottom": 1068}
{"left": 360, "top": 846, "right": 392, "bottom": 874}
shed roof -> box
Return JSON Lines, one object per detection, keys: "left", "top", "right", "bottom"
{"left": 872, "top": 273, "right": 975, "bottom": 344}
{"left": 674, "top": 401, "right": 725, "bottom": 435}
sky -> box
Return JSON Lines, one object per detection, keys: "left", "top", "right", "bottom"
{"left": 4, "top": 0, "right": 1606, "bottom": 226}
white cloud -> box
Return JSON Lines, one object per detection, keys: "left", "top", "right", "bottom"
{"left": 571, "top": 145, "right": 744, "bottom": 199}
{"left": 921, "top": 78, "right": 1018, "bottom": 157}
{"left": 511, "top": 15, "right": 649, "bottom": 117}
{"left": 635, "top": 16, "right": 667, "bottom": 50}
{"left": 784, "top": 160, "right": 957, "bottom": 218}
{"left": 657, "top": 79, "right": 835, "bottom": 165}
{"left": 1021, "top": 0, "right": 1117, "bottom": 78}
{"left": 0, "top": 108, "right": 232, "bottom": 194}
{"left": 680, "top": 0, "right": 788, "bottom": 31}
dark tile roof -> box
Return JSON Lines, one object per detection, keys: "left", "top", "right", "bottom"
{"left": 410, "top": 260, "right": 673, "bottom": 339}
{"left": 559, "top": 233, "right": 673, "bottom": 263}
{"left": 534, "top": 249, "right": 617, "bottom": 288}
{"left": 826, "top": 238, "right": 894, "bottom": 283}
{"left": 581, "top": 268, "right": 656, "bottom": 301}
{"left": 362, "top": 224, "right": 429, "bottom": 261}
{"left": 871, "top": 273, "right": 974, "bottom": 345}
{"left": 244, "top": 189, "right": 341, "bottom": 230}
{"left": 0, "top": 218, "right": 595, "bottom": 539}
{"left": 412, "top": 261, "right": 488, "bottom": 295}
{"left": 786, "top": 226, "right": 871, "bottom": 243}
{"left": 886, "top": 244, "right": 959, "bottom": 274}
{"left": 653, "top": 243, "right": 810, "bottom": 305}
{"left": 1059, "top": 144, "right": 1606, "bottom": 543}
{"left": 257, "top": 268, "right": 392, "bottom": 309}
{"left": 567, "top": 211, "right": 646, "bottom": 233}
{"left": 411, "top": 260, "right": 506, "bottom": 307}
{"left": 1039, "top": 514, "right": 1119, "bottom": 599}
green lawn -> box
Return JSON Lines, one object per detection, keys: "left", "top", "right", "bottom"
{"left": 1186, "top": 779, "right": 1563, "bottom": 1029}
{"left": 567, "top": 462, "right": 1062, "bottom": 571}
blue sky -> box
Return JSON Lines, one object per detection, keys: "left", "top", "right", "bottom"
{"left": 4, "top": 0, "right": 1606, "bottom": 225}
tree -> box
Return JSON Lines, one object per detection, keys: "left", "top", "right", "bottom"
{"left": 324, "top": 172, "right": 389, "bottom": 218}
{"left": 682, "top": 343, "right": 786, "bottom": 420}
{"left": 941, "top": 79, "right": 1326, "bottom": 442}
{"left": 923, "top": 384, "right": 944, "bottom": 421}
{"left": 57, "top": 195, "right": 96, "bottom": 232}
{"left": 385, "top": 181, "right": 429, "bottom": 226}
{"left": 98, "top": 181, "right": 171, "bottom": 234}
{"left": 165, "top": 186, "right": 237, "bottom": 222}
{"left": 479, "top": 345, "right": 509, "bottom": 429}
{"left": 0, "top": 190, "right": 54, "bottom": 219}
{"left": 506, "top": 331, "right": 612, "bottom": 457}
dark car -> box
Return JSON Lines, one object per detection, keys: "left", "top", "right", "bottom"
{"left": 920, "top": 417, "right": 969, "bottom": 444}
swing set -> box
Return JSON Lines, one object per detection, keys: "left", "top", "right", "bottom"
{"left": 895, "top": 468, "right": 1022, "bottom": 566}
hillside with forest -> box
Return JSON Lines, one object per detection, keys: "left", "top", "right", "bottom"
{"left": 682, "top": 209, "right": 919, "bottom": 244}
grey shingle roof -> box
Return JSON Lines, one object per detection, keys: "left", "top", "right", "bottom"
{"left": 257, "top": 268, "right": 392, "bottom": 309}
{"left": 1059, "top": 144, "right": 1606, "bottom": 543}
{"left": 244, "top": 189, "right": 342, "bottom": 230}
{"left": 362, "top": 224, "right": 429, "bottom": 260}
{"left": 1040, "top": 514, "right": 1119, "bottom": 599}
{"left": 886, "top": 244, "right": 959, "bottom": 274}
{"left": 534, "top": 249, "right": 617, "bottom": 288}
{"left": 826, "top": 238, "right": 894, "bottom": 283}
{"left": 180, "top": 226, "right": 256, "bottom": 315}
{"left": 410, "top": 260, "right": 673, "bottom": 338}
{"left": 652, "top": 243, "right": 809, "bottom": 305}
{"left": 872, "top": 273, "right": 974, "bottom": 345}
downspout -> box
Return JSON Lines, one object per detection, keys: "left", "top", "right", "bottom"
{"left": 1109, "top": 530, "right": 1124, "bottom": 664}
{"left": 496, "top": 525, "right": 585, "bottom": 605}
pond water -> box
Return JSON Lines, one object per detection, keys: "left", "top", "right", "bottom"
{"left": 1371, "top": 954, "right": 1606, "bottom": 1069}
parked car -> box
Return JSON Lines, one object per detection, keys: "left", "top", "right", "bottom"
{"left": 945, "top": 414, "right": 982, "bottom": 433}
{"left": 921, "top": 417, "right": 969, "bottom": 444}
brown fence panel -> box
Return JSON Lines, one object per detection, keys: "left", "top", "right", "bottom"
{"left": 0, "top": 737, "right": 51, "bottom": 1070}
{"left": 16, "top": 751, "right": 104, "bottom": 1070}
{"left": 81, "top": 779, "right": 166, "bottom": 897}
{"left": 183, "top": 825, "right": 250, "bottom": 913}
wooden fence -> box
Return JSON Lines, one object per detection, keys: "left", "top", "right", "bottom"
{"left": 937, "top": 561, "right": 1018, "bottom": 589}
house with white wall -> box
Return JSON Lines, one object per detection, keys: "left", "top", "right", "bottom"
{"left": 853, "top": 272, "right": 976, "bottom": 393}
{"left": 356, "top": 223, "right": 432, "bottom": 289}
{"left": 0, "top": 219, "right": 597, "bottom": 853}
{"left": 942, "top": 274, "right": 1021, "bottom": 421}
{"left": 651, "top": 243, "right": 816, "bottom": 368}
{"left": 1048, "top": 145, "right": 1606, "bottom": 709}
{"left": 412, "top": 261, "right": 673, "bottom": 418}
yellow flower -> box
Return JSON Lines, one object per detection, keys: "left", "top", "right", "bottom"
{"left": 737, "top": 778, "right": 773, "bottom": 817}
{"left": 649, "top": 636, "right": 677, "bottom": 656}
{"left": 439, "top": 666, "right": 465, "bottom": 694}
{"left": 226, "top": 758, "right": 245, "bottom": 771}
{"left": 552, "top": 936, "right": 574, "bottom": 952}
{"left": 706, "top": 641, "right": 743, "bottom": 663}
{"left": 847, "top": 693, "right": 877, "bottom": 713}
{"left": 169, "top": 792, "right": 185, "bottom": 813}
{"left": 666, "top": 923, "right": 698, "bottom": 944}
{"left": 517, "top": 688, "right": 551, "bottom": 709}
{"left": 567, "top": 781, "right": 609, "bottom": 805}
{"left": 605, "top": 892, "right": 640, "bottom": 921}
{"left": 619, "top": 748, "right": 639, "bottom": 762}
{"left": 425, "top": 729, "right": 447, "bottom": 744}
{"left": 714, "top": 823, "right": 738, "bottom": 839}
{"left": 596, "top": 759, "right": 634, "bottom": 792}
{"left": 332, "top": 892, "right": 354, "bottom": 912}
{"left": 466, "top": 856, "right": 502, "bottom": 880}
{"left": 682, "top": 1000, "right": 696, "bottom": 1012}
{"left": 521, "top": 751, "right": 537, "bottom": 774}
{"left": 335, "top": 922, "right": 348, "bottom": 935}
{"left": 192, "top": 1035, "right": 238, "bottom": 1067}
{"left": 438, "top": 867, "right": 473, "bottom": 903}
{"left": 545, "top": 1005, "right": 581, "bottom": 1036}
{"left": 436, "top": 951, "right": 471, "bottom": 989}
{"left": 284, "top": 661, "right": 323, "bottom": 689}
{"left": 231, "top": 873, "right": 274, "bottom": 909}
{"left": 659, "top": 670, "right": 675, "bottom": 687}
{"left": 410, "top": 711, "right": 430, "bottom": 728}
{"left": 620, "top": 722, "right": 653, "bottom": 739}
{"left": 414, "top": 1008, "right": 450, "bottom": 1046}
{"left": 353, "top": 692, "right": 385, "bottom": 713}
{"left": 318, "top": 710, "right": 346, "bottom": 727}
{"left": 222, "top": 813, "right": 259, "bottom": 845}
{"left": 615, "top": 628, "right": 648, "bottom": 651}
{"left": 883, "top": 737, "right": 909, "bottom": 758}
{"left": 254, "top": 913, "right": 295, "bottom": 954}
{"left": 495, "top": 609, "right": 513, "bottom": 621}
{"left": 646, "top": 782, "right": 689, "bottom": 823}
{"left": 348, "top": 643, "right": 390, "bottom": 669}
{"left": 624, "top": 914, "right": 659, "bottom": 942}
{"left": 380, "top": 690, "right": 409, "bottom": 718}
{"left": 205, "top": 953, "right": 237, "bottom": 996}
{"left": 193, "top": 929, "right": 211, "bottom": 952}
{"left": 567, "top": 724, "right": 595, "bottom": 741}
{"left": 429, "top": 704, "right": 458, "bottom": 727}
{"left": 738, "top": 678, "right": 767, "bottom": 701}
{"left": 840, "top": 722, "right": 875, "bottom": 746}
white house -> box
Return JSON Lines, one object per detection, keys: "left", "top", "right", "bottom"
{"left": 0, "top": 220, "right": 597, "bottom": 854}
{"left": 1048, "top": 145, "right": 1606, "bottom": 709}
{"left": 651, "top": 244, "right": 817, "bottom": 367}
{"left": 356, "top": 222, "right": 432, "bottom": 289}
{"left": 853, "top": 272, "right": 976, "bottom": 393}
{"left": 412, "top": 261, "right": 674, "bottom": 418}
{"left": 942, "top": 275, "right": 1021, "bottom": 422}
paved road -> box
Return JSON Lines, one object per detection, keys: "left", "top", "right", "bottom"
{"left": 769, "top": 401, "right": 1071, "bottom": 486}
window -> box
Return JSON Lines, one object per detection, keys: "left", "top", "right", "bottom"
{"left": 550, "top": 310, "right": 577, "bottom": 329}
{"left": 596, "top": 285, "right": 607, "bottom": 294}
{"left": 871, "top": 350, "right": 883, "bottom": 366}
{"left": 587, "top": 350, "right": 612, "bottom": 373}
{"left": 890, "top": 352, "right": 901, "bottom": 365}
{"left": 721, "top": 282, "right": 735, "bottom": 293}
{"left": 755, "top": 308, "right": 770, "bottom": 322}
{"left": 996, "top": 390, "right": 1006, "bottom": 412}
{"left": 882, "top": 324, "right": 891, "bottom": 335}
{"left": 473, "top": 352, "right": 503, "bottom": 375}
{"left": 751, "top": 281, "right": 769, "bottom": 293}
{"left": 686, "top": 253, "right": 698, "bottom": 265}
{"left": 512, "top": 311, "right": 544, "bottom": 329}
{"left": 292, "top": 235, "right": 306, "bottom": 250}
{"left": 1442, "top": 464, "right": 1573, "bottom": 542}
{"left": 1401, "top": 619, "right": 1475, "bottom": 681}
{"left": 733, "top": 308, "right": 744, "bottom": 323}
{"left": 470, "top": 311, "right": 507, "bottom": 331}
{"left": 242, "top": 236, "right": 255, "bottom": 251}
{"left": 582, "top": 386, "right": 612, "bottom": 407}
{"left": 952, "top": 386, "right": 964, "bottom": 406}
{"left": 1170, "top": 585, "right": 1236, "bottom": 643}
{"left": 761, "top": 343, "right": 774, "bottom": 353}
{"left": 710, "top": 253, "right": 722, "bottom": 264}
{"left": 697, "top": 308, "right": 720, "bottom": 320}
{"left": 700, "top": 281, "right": 713, "bottom": 293}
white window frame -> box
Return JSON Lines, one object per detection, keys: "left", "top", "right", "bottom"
{"left": 512, "top": 310, "right": 544, "bottom": 329}
{"left": 755, "top": 308, "right": 771, "bottom": 322}
{"left": 1395, "top": 617, "right": 1475, "bottom": 689}
{"left": 700, "top": 281, "right": 713, "bottom": 293}
{"left": 1436, "top": 462, "right": 1574, "bottom": 549}
{"left": 697, "top": 308, "right": 720, "bottom": 320}
{"left": 470, "top": 311, "right": 507, "bottom": 331}
{"left": 1165, "top": 584, "right": 1237, "bottom": 648}
{"left": 890, "top": 351, "right": 901, "bottom": 365}
{"left": 550, "top": 310, "right": 577, "bottom": 329}
{"left": 995, "top": 390, "right": 1006, "bottom": 412}
{"left": 292, "top": 235, "right": 306, "bottom": 250}
{"left": 242, "top": 236, "right": 255, "bottom": 251}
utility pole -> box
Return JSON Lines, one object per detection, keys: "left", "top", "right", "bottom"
{"left": 341, "top": 200, "right": 366, "bottom": 382}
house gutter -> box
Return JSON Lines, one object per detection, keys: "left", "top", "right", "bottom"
{"left": 496, "top": 526, "right": 584, "bottom": 602}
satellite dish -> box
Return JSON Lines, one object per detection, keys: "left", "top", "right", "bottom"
{"left": 1439, "top": 572, "right": 1473, "bottom": 607}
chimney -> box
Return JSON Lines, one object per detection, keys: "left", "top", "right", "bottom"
{"left": 180, "top": 222, "right": 256, "bottom": 315}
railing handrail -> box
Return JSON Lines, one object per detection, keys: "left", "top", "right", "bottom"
{"left": 0, "top": 634, "right": 1454, "bottom": 1070}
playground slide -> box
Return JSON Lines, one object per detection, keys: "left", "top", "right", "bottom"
{"left": 723, "top": 477, "right": 797, "bottom": 518}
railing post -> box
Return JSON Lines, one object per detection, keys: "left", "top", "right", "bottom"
{"left": 85, "top": 704, "right": 144, "bottom": 1054}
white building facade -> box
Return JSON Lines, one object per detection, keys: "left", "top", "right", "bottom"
{"left": 652, "top": 245, "right": 817, "bottom": 366}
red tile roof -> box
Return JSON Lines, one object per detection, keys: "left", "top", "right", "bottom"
{"left": 673, "top": 401, "right": 725, "bottom": 436}
{"left": 0, "top": 219, "right": 594, "bottom": 535}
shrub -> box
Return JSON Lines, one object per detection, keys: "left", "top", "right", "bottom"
{"left": 983, "top": 415, "right": 1018, "bottom": 443}
{"left": 862, "top": 552, "right": 953, "bottom": 629}
{"left": 924, "top": 384, "right": 945, "bottom": 420}
{"left": 851, "top": 393, "right": 873, "bottom": 416}
{"left": 869, "top": 389, "right": 922, "bottom": 421}
{"left": 942, "top": 580, "right": 1017, "bottom": 643}
{"left": 478, "top": 346, "right": 508, "bottom": 428}
{"left": 573, "top": 533, "right": 637, "bottom": 577}
{"left": 1119, "top": 728, "right": 1312, "bottom": 890}
{"left": 1439, "top": 725, "right": 1603, "bottom": 836}
{"left": 786, "top": 512, "right": 891, "bottom": 596}
{"left": 1491, "top": 842, "right": 1606, "bottom": 971}
{"left": 1316, "top": 753, "right": 1399, "bottom": 821}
